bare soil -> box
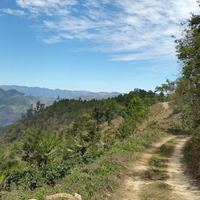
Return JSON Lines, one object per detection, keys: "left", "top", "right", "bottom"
{"left": 108, "top": 135, "right": 175, "bottom": 200}
{"left": 109, "top": 136, "right": 200, "bottom": 200}
{"left": 165, "top": 136, "right": 200, "bottom": 200}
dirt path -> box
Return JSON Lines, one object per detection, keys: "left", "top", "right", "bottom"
{"left": 165, "top": 136, "right": 200, "bottom": 200}
{"left": 109, "top": 135, "right": 175, "bottom": 200}
{"left": 162, "top": 102, "right": 169, "bottom": 110}
{"left": 109, "top": 136, "right": 200, "bottom": 200}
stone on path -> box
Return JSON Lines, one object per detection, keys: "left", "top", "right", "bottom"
{"left": 45, "top": 193, "right": 75, "bottom": 200}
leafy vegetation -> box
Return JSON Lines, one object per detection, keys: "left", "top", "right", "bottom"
{"left": 0, "top": 88, "right": 165, "bottom": 199}
{"left": 166, "top": 3, "right": 200, "bottom": 181}
{"left": 184, "top": 131, "right": 200, "bottom": 180}
{"left": 22, "top": 128, "right": 61, "bottom": 168}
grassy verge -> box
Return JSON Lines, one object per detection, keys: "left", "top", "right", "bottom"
{"left": 140, "top": 138, "right": 177, "bottom": 200}
{"left": 140, "top": 182, "right": 178, "bottom": 200}
{"left": 145, "top": 138, "right": 175, "bottom": 181}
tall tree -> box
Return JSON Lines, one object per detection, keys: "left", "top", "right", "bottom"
{"left": 174, "top": 6, "right": 200, "bottom": 127}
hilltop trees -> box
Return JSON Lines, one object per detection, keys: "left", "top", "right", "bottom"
{"left": 173, "top": 3, "right": 200, "bottom": 180}
{"left": 174, "top": 11, "right": 200, "bottom": 128}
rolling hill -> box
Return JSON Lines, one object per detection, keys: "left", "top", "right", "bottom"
{"left": 0, "top": 88, "right": 54, "bottom": 126}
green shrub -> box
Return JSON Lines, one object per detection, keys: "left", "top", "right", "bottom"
{"left": 184, "top": 134, "right": 200, "bottom": 178}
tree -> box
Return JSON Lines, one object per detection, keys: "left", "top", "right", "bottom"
{"left": 155, "top": 79, "right": 176, "bottom": 95}
{"left": 118, "top": 96, "right": 150, "bottom": 138}
{"left": 22, "top": 128, "right": 61, "bottom": 168}
{"left": 174, "top": 11, "right": 200, "bottom": 127}
{"left": 26, "top": 107, "right": 34, "bottom": 118}
{"left": 35, "top": 101, "right": 45, "bottom": 113}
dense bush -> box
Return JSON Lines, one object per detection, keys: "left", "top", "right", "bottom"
{"left": 3, "top": 163, "right": 72, "bottom": 190}
{"left": 184, "top": 134, "right": 200, "bottom": 179}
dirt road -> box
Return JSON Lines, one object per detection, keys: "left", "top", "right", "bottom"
{"left": 109, "top": 136, "right": 175, "bottom": 200}
{"left": 109, "top": 136, "right": 200, "bottom": 200}
{"left": 162, "top": 102, "right": 169, "bottom": 110}
{"left": 165, "top": 136, "right": 200, "bottom": 200}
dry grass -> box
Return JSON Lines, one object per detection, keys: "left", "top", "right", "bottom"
{"left": 139, "top": 102, "right": 181, "bottom": 132}
{"left": 140, "top": 182, "right": 179, "bottom": 200}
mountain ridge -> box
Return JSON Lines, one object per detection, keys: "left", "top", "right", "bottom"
{"left": 0, "top": 88, "right": 54, "bottom": 126}
{"left": 0, "top": 85, "right": 121, "bottom": 99}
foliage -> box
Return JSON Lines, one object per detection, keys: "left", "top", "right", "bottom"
{"left": 173, "top": 12, "right": 200, "bottom": 128}
{"left": 0, "top": 88, "right": 162, "bottom": 199}
{"left": 155, "top": 79, "right": 176, "bottom": 101}
{"left": 3, "top": 163, "right": 72, "bottom": 191}
{"left": 118, "top": 96, "right": 151, "bottom": 138}
{"left": 171, "top": 3, "right": 200, "bottom": 184}
{"left": 184, "top": 132, "right": 200, "bottom": 179}
{"left": 22, "top": 128, "right": 61, "bottom": 168}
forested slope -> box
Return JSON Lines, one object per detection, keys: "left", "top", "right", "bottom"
{"left": 0, "top": 88, "right": 169, "bottom": 199}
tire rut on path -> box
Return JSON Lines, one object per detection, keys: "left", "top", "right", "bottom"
{"left": 109, "top": 136, "right": 200, "bottom": 200}
{"left": 108, "top": 135, "right": 175, "bottom": 200}
{"left": 165, "top": 136, "right": 200, "bottom": 200}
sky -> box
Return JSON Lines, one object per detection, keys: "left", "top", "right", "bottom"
{"left": 0, "top": 0, "right": 199, "bottom": 93}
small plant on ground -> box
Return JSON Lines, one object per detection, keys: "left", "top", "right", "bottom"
{"left": 140, "top": 182, "right": 178, "bottom": 200}
{"left": 146, "top": 138, "right": 176, "bottom": 181}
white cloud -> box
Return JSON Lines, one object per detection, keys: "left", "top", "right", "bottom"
{"left": 43, "top": 35, "right": 61, "bottom": 43}
{"left": 3, "top": 0, "right": 200, "bottom": 61}
{"left": 2, "top": 8, "right": 27, "bottom": 16}
{"left": 16, "top": 0, "right": 78, "bottom": 16}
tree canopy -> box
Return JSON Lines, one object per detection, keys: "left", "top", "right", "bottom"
{"left": 174, "top": 10, "right": 200, "bottom": 128}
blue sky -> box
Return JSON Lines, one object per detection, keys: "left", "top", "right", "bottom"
{"left": 0, "top": 0, "right": 199, "bottom": 93}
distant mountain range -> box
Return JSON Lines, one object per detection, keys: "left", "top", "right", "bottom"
{"left": 0, "top": 85, "right": 121, "bottom": 100}
{"left": 0, "top": 88, "right": 54, "bottom": 126}
{"left": 0, "top": 85, "right": 121, "bottom": 126}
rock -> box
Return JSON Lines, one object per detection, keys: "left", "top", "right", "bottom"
{"left": 45, "top": 193, "right": 75, "bottom": 200}
{"left": 75, "top": 193, "right": 82, "bottom": 200}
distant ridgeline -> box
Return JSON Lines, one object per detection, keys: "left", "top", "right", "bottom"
{"left": 0, "top": 85, "right": 123, "bottom": 126}
{"left": 0, "top": 88, "right": 54, "bottom": 126}
{"left": 0, "top": 85, "right": 121, "bottom": 99}
{"left": 0, "top": 86, "right": 165, "bottom": 127}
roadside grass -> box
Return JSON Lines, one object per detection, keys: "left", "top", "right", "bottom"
{"left": 145, "top": 138, "right": 175, "bottom": 181}
{"left": 140, "top": 182, "right": 178, "bottom": 200}
{"left": 141, "top": 138, "right": 177, "bottom": 200}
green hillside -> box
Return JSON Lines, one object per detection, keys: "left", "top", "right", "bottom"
{"left": 0, "top": 88, "right": 54, "bottom": 126}
{"left": 0, "top": 89, "right": 169, "bottom": 199}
